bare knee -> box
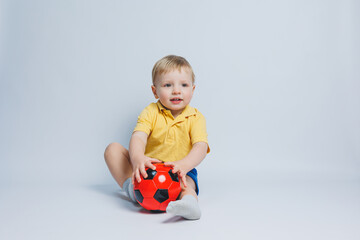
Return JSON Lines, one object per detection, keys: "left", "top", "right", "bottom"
{"left": 179, "top": 176, "right": 198, "bottom": 200}
{"left": 104, "top": 142, "right": 128, "bottom": 162}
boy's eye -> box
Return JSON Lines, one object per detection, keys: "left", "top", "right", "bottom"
{"left": 164, "top": 84, "right": 171, "bottom": 87}
{"left": 182, "top": 84, "right": 189, "bottom": 87}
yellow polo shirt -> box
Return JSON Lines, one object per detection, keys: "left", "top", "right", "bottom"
{"left": 133, "top": 101, "right": 210, "bottom": 162}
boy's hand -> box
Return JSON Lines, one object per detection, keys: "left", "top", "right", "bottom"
{"left": 164, "top": 142, "right": 208, "bottom": 188}
{"left": 131, "top": 155, "right": 162, "bottom": 184}
{"left": 164, "top": 160, "right": 190, "bottom": 188}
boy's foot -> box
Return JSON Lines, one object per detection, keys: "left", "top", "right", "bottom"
{"left": 122, "top": 178, "right": 137, "bottom": 203}
{"left": 166, "top": 195, "right": 201, "bottom": 220}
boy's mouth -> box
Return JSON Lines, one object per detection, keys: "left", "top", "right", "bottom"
{"left": 170, "top": 98, "right": 183, "bottom": 104}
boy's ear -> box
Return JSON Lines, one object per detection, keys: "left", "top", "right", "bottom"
{"left": 151, "top": 85, "right": 159, "bottom": 99}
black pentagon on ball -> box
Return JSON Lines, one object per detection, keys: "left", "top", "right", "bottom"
{"left": 144, "top": 168, "right": 157, "bottom": 180}
{"left": 168, "top": 170, "right": 179, "bottom": 182}
{"left": 134, "top": 190, "right": 144, "bottom": 203}
{"left": 153, "top": 189, "right": 169, "bottom": 203}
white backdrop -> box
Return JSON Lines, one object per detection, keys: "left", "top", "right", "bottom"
{"left": 1, "top": 0, "right": 359, "bottom": 187}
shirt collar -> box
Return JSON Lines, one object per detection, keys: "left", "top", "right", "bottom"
{"left": 156, "top": 100, "right": 196, "bottom": 119}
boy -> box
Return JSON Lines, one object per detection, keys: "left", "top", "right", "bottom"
{"left": 104, "top": 55, "right": 210, "bottom": 220}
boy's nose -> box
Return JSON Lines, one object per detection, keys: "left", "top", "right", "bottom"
{"left": 172, "top": 87, "right": 181, "bottom": 94}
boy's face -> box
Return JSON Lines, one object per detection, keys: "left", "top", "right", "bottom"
{"left": 152, "top": 68, "right": 195, "bottom": 118}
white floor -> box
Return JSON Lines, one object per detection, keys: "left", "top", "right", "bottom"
{"left": 1, "top": 175, "right": 359, "bottom": 240}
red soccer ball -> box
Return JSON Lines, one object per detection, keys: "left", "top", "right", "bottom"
{"left": 133, "top": 163, "right": 181, "bottom": 212}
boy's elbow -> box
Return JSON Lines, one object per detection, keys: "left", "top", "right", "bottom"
{"left": 193, "top": 142, "right": 209, "bottom": 153}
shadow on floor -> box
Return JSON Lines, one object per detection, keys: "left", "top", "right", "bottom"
{"left": 87, "top": 184, "right": 186, "bottom": 223}
{"left": 87, "top": 184, "right": 142, "bottom": 212}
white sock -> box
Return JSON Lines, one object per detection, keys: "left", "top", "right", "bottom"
{"left": 166, "top": 195, "right": 201, "bottom": 220}
{"left": 122, "top": 178, "right": 137, "bottom": 203}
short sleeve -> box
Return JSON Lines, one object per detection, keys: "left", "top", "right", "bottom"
{"left": 190, "top": 112, "right": 210, "bottom": 153}
{"left": 133, "top": 106, "right": 154, "bottom": 135}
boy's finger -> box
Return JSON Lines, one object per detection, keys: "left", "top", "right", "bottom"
{"left": 164, "top": 162, "right": 174, "bottom": 168}
{"left": 135, "top": 171, "right": 141, "bottom": 183}
{"left": 170, "top": 167, "right": 178, "bottom": 174}
{"left": 132, "top": 175, "right": 137, "bottom": 185}
{"left": 140, "top": 165, "right": 148, "bottom": 178}
{"left": 146, "top": 161, "right": 157, "bottom": 170}
{"left": 145, "top": 159, "right": 162, "bottom": 170}
{"left": 150, "top": 158, "right": 162, "bottom": 163}
{"left": 182, "top": 175, "right": 188, "bottom": 188}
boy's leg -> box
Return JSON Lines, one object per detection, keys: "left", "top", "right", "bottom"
{"left": 166, "top": 176, "right": 201, "bottom": 220}
{"left": 104, "top": 142, "right": 132, "bottom": 188}
{"left": 179, "top": 175, "right": 198, "bottom": 200}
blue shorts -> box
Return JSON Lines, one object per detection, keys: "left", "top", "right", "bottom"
{"left": 186, "top": 168, "right": 199, "bottom": 195}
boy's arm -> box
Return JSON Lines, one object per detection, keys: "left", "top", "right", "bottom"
{"left": 164, "top": 141, "right": 208, "bottom": 187}
{"left": 129, "top": 131, "right": 161, "bottom": 183}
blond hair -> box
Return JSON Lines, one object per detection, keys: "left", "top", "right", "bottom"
{"left": 152, "top": 55, "right": 195, "bottom": 85}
